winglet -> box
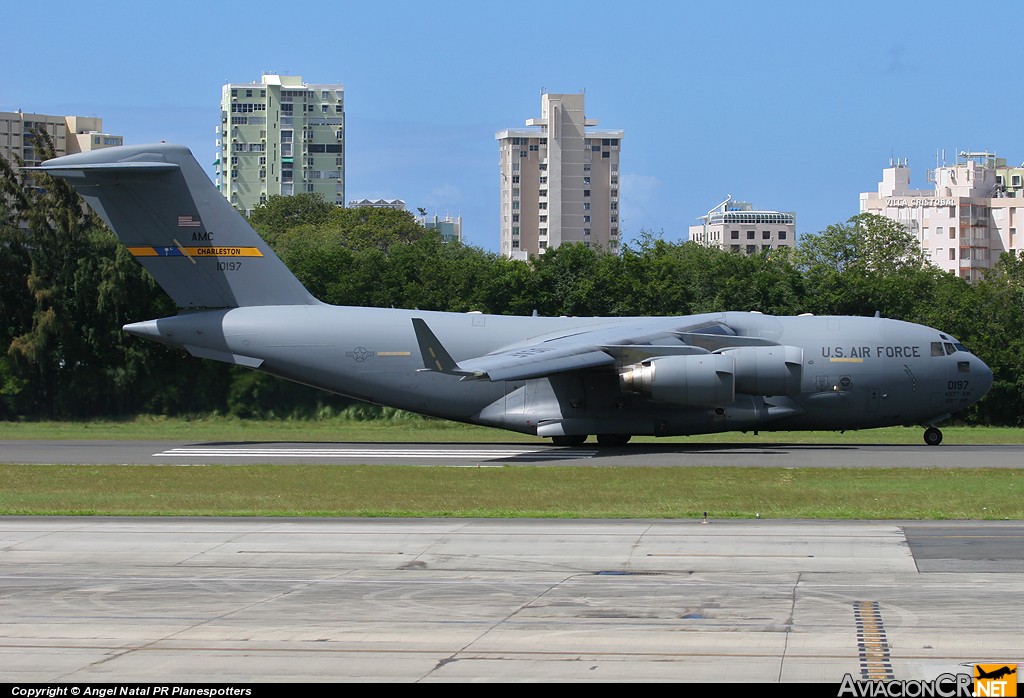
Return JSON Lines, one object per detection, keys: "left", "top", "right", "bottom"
{"left": 412, "top": 318, "right": 477, "bottom": 376}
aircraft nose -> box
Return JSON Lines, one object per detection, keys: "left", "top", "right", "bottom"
{"left": 973, "top": 355, "right": 994, "bottom": 400}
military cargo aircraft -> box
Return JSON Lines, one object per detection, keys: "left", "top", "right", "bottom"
{"left": 34, "top": 144, "right": 992, "bottom": 446}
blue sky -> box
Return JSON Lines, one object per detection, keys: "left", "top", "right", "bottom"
{"left": 6, "top": 0, "right": 1022, "bottom": 251}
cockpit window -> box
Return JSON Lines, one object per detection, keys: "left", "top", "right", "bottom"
{"left": 933, "top": 340, "right": 971, "bottom": 356}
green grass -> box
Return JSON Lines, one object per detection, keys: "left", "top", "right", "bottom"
{"left": 0, "top": 464, "right": 1021, "bottom": 519}
{"left": 2, "top": 417, "right": 1021, "bottom": 519}
{"left": 2, "top": 415, "right": 1023, "bottom": 444}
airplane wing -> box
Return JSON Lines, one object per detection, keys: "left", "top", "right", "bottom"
{"left": 412, "top": 316, "right": 776, "bottom": 382}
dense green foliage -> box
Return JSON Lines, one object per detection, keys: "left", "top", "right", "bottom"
{"left": 2, "top": 138, "right": 1022, "bottom": 423}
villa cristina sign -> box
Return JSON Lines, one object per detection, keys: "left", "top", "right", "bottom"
{"left": 885, "top": 198, "right": 956, "bottom": 207}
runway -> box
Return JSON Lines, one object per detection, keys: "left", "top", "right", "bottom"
{"left": 0, "top": 517, "right": 1021, "bottom": 683}
{"left": 3, "top": 443, "right": 1022, "bottom": 683}
{"left": 4, "top": 439, "right": 1024, "bottom": 467}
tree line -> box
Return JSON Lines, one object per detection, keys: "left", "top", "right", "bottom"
{"left": 2, "top": 138, "right": 1022, "bottom": 424}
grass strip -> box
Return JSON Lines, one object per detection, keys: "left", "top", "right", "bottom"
{"left": 1, "top": 464, "right": 1020, "bottom": 519}
{"left": 2, "top": 417, "right": 1024, "bottom": 444}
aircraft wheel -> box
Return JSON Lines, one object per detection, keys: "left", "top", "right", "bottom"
{"left": 923, "top": 427, "right": 943, "bottom": 446}
{"left": 552, "top": 435, "right": 587, "bottom": 446}
{"left": 596, "top": 434, "right": 632, "bottom": 447}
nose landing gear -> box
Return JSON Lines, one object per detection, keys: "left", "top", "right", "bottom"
{"left": 923, "top": 427, "right": 943, "bottom": 446}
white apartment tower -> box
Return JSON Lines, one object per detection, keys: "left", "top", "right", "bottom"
{"left": 689, "top": 197, "right": 796, "bottom": 253}
{"left": 860, "top": 151, "right": 1024, "bottom": 281}
{"left": 217, "top": 74, "right": 345, "bottom": 215}
{"left": 497, "top": 93, "right": 623, "bottom": 259}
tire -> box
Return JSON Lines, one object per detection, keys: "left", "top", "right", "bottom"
{"left": 923, "top": 427, "right": 943, "bottom": 446}
{"left": 596, "top": 434, "right": 632, "bottom": 447}
{"left": 552, "top": 435, "right": 587, "bottom": 446}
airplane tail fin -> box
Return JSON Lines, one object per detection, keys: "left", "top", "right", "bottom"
{"left": 34, "top": 143, "right": 318, "bottom": 309}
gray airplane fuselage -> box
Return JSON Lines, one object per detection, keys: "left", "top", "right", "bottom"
{"left": 35, "top": 142, "right": 992, "bottom": 444}
{"left": 126, "top": 306, "right": 990, "bottom": 438}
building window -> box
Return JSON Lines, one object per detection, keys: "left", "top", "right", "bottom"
{"left": 731, "top": 230, "right": 739, "bottom": 239}
{"left": 747, "top": 231, "right": 755, "bottom": 239}
{"left": 602, "top": 152, "right": 610, "bottom": 159}
{"left": 584, "top": 190, "right": 590, "bottom": 197}
{"left": 778, "top": 231, "right": 787, "bottom": 240}
{"left": 763, "top": 231, "right": 771, "bottom": 239}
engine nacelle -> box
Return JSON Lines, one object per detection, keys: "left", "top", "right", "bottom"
{"left": 619, "top": 354, "right": 735, "bottom": 407}
{"left": 719, "top": 345, "right": 803, "bottom": 396}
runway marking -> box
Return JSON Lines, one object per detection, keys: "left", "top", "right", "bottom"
{"left": 854, "top": 600, "right": 894, "bottom": 681}
{"left": 153, "top": 446, "right": 597, "bottom": 462}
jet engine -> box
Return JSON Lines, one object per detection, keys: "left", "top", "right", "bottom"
{"left": 619, "top": 354, "right": 735, "bottom": 407}
{"left": 618, "top": 345, "right": 804, "bottom": 406}
{"left": 719, "top": 345, "right": 803, "bottom": 396}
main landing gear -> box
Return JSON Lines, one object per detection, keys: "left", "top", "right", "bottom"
{"left": 923, "top": 427, "right": 943, "bottom": 446}
{"left": 551, "top": 435, "right": 587, "bottom": 447}
{"left": 550, "top": 434, "right": 633, "bottom": 447}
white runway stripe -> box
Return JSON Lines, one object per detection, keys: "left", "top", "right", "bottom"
{"left": 154, "top": 446, "right": 596, "bottom": 460}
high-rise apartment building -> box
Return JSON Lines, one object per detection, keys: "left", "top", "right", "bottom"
{"left": 217, "top": 74, "right": 345, "bottom": 215}
{"left": 421, "top": 213, "right": 462, "bottom": 243}
{"left": 1, "top": 111, "right": 122, "bottom": 168}
{"left": 860, "top": 151, "right": 1024, "bottom": 281}
{"left": 497, "top": 93, "right": 623, "bottom": 259}
{"left": 689, "top": 197, "right": 796, "bottom": 254}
